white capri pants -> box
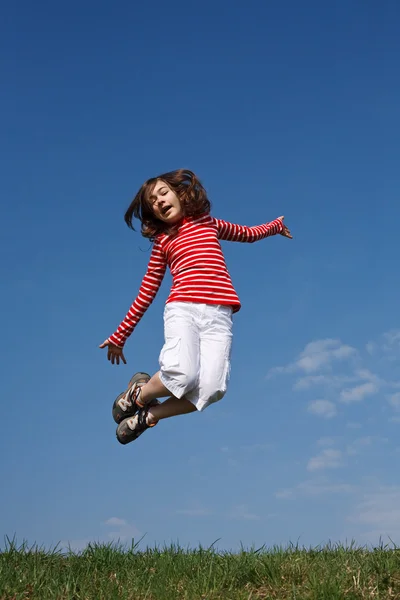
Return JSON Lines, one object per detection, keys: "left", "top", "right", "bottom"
{"left": 158, "top": 302, "right": 233, "bottom": 411}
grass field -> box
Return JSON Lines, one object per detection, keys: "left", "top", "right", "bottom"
{"left": 1, "top": 538, "right": 400, "bottom": 599}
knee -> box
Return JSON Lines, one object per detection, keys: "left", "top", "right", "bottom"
{"left": 201, "top": 376, "right": 228, "bottom": 405}
{"left": 159, "top": 338, "right": 198, "bottom": 395}
{"left": 160, "top": 364, "right": 198, "bottom": 397}
{"left": 176, "top": 369, "right": 198, "bottom": 393}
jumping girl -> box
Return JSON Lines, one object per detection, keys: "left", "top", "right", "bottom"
{"left": 100, "top": 169, "right": 292, "bottom": 445}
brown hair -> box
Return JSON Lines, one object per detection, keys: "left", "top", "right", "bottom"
{"left": 124, "top": 169, "right": 211, "bottom": 240}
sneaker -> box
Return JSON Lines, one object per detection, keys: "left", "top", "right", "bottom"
{"left": 112, "top": 372, "right": 151, "bottom": 424}
{"left": 116, "top": 400, "right": 160, "bottom": 445}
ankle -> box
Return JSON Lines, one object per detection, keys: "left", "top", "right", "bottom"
{"left": 137, "top": 383, "right": 149, "bottom": 406}
{"left": 146, "top": 409, "right": 159, "bottom": 426}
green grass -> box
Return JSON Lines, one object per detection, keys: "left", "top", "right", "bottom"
{"left": 1, "top": 538, "right": 400, "bottom": 599}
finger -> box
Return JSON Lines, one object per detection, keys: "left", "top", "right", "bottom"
{"left": 99, "top": 340, "right": 109, "bottom": 348}
{"left": 278, "top": 216, "right": 285, "bottom": 221}
{"left": 116, "top": 354, "right": 120, "bottom": 366}
{"left": 121, "top": 352, "right": 127, "bottom": 365}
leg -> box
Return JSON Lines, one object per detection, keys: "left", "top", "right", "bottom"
{"left": 147, "top": 395, "right": 197, "bottom": 425}
{"left": 116, "top": 395, "right": 197, "bottom": 444}
{"left": 115, "top": 303, "right": 201, "bottom": 445}
{"left": 186, "top": 305, "right": 233, "bottom": 411}
{"left": 118, "top": 301, "right": 201, "bottom": 414}
{"left": 112, "top": 372, "right": 152, "bottom": 423}
{"left": 138, "top": 371, "right": 198, "bottom": 419}
{"left": 141, "top": 303, "right": 200, "bottom": 404}
{"left": 118, "top": 370, "right": 196, "bottom": 418}
{"left": 139, "top": 371, "right": 172, "bottom": 404}
{"left": 113, "top": 370, "right": 182, "bottom": 423}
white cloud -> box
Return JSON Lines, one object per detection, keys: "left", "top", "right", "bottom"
{"left": 294, "top": 374, "right": 354, "bottom": 391}
{"left": 317, "top": 437, "right": 336, "bottom": 447}
{"left": 307, "top": 449, "right": 343, "bottom": 472}
{"left": 383, "top": 330, "right": 400, "bottom": 351}
{"left": 346, "top": 436, "right": 388, "bottom": 456}
{"left": 229, "top": 505, "right": 260, "bottom": 521}
{"left": 345, "top": 483, "right": 400, "bottom": 545}
{"left": 294, "top": 370, "right": 380, "bottom": 392}
{"left": 270, "top": 331, "right": 400, "bottom": 384}
{"left": 388, "top": 392, "right": 400, "bottom": 411}
{"left": 61, "top": 518, "right": 142, "bottom": 552}
{"left": 296, "top": 339, "right": 356, "bottom": 374}
{"left": 365, "top": 329, "right": 400, "bottom": 365}
{"left": 268, "top": 330, "right": 400, "bottom": 434}
{"left": 293, "top": 375, "right": 328, "bottom": 390}
{"left": 300, "top": 481, "right": 354, "bottom": 495}
{"left": 346, "top": 436, "right": 373, "bottom": 456}
{"left": 268, "top": 338, "right": 356, "bottom": 377}
{"left": 105, "top": 517, "right": 127, "bottom": 527}
{"left": 308, "top": 399, "right": 337, "bottom": 419}
{"left": 104, "top": 517, "right": 141, "bottom": 542}
{"left": 275, "top": 489, "right": 294, "bottom": 499}
{"left": 276, "top": 478, "right": 355, "bottom": 499}
{"left": 340, "top": 382, "right": 378, "bottom": 404}
{"left": 355, "top": 369, "right": 381, "bottom": 384}
{"left": 349, "top": 486, "right": 400, "bottom": 528}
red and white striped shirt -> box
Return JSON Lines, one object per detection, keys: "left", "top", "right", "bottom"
{"left": 109, "top": 214, "right": 284, "bottom": 347}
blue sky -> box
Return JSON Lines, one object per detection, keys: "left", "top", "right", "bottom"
{"left": 1, "top": 0, "right": 399, "bottom": 552}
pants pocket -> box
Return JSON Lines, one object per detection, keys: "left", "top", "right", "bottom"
{"left": 159, "top": 337, "right": 181, "bottom": 370}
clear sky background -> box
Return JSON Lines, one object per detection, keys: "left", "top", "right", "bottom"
{"left": 1, "top": 0, "right": 399, "bottom": 552}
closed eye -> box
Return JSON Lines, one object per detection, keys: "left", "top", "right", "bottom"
{"left": 151, "top": 188, "right": 168, "bottom": 203}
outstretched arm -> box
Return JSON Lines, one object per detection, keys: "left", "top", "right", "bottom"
{"left": 99, "top": 241, "right": 167, "bottom": 364}
{"left": 214, "top": 216, "right": 291, "bottom": 242}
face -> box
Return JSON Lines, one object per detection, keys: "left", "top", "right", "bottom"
{"left": 148, "top": 180, "right": 184, "bottom": 224}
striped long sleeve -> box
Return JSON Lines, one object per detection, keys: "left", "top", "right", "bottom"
{"left": 107, "top": 214, "right": 285, "bottom": 347}
{"left": 214, "top": 217, "right": 284, "bottom": 242}
{"left": 108, "top": 241, "right": 167, "bottom": 348}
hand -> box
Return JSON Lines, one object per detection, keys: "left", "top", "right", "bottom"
{"left": 99, "top": 339, "right": 127, "bottom": 365}
{"left": 277, "top": 216, "right": 293, "bottom": 239}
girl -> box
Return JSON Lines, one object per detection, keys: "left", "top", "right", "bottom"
{"left": 100, "top": 169, "right": 292, "bottom": 445}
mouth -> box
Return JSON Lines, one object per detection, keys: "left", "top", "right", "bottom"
{"left": 161, "top": 205, "right": 172, "bottom": 216}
